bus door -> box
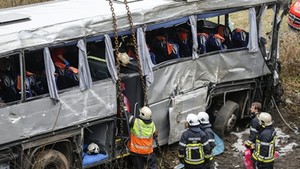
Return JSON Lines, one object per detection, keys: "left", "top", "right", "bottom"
{"left": 168, "top": 86, "right": 208, "bottom": 144}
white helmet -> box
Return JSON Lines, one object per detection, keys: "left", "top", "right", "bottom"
{"left": 197, "top": 111, "right": 210, "bottom": 124}
{"left": 118, "top": 52, "right": 130, "bottom": 66}
{"left": 186, "top": 113, "right": 200, "bottom": 126}
{"left": 139, "top": 106, "right": 152, "bottom": 120}
{"left": 87, "top": 142, "right": 100, "bottom": 154}
{"left": 258, "top": 112, "right": 273, "bottom": 126}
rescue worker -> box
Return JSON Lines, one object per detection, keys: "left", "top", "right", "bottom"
{"left": 252, "top": 112, "right": 276, "bottom": 169}
{"left": 128, "top": 106, "right": 158, "bottom": 169}
{"left": 245, "top": 102, "right": 262, "bottom": 150}
{"left": 178, "top": 113, "right": 211, "bottom": 169}
{"left": 198, "top": 111, "right": 216, "bottom": 169}
{"left": 0, "top": 57, "right": 18, "bottom": 103}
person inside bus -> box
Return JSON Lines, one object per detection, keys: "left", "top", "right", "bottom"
{"left": 123, "top": 35, "right": 137, "bottom": 59}
{"left": 50, "top": 47, "right": 79, "bottom": 89}
{"left": 231, "top": 28, "right": 249, "bottom": 48}
{"left": 51, "top": 47, "right": 70, "bottom": 68}
{"left": 0, "top": 57, "right": 19, "bottom": 103}
{"left": 215, "top": 24, "right": 233, "bottom": 49}
{"left": 121, "top": 34, "right": 157, "bottom": 65}
{"left": 150, "top": 31, "right": 179, "bottom": 64}
{"left": 24, "top": 52, "right": 49, "bottom": 95}
{"left": 173, "top": 27, "right": 192, "bottom": 58}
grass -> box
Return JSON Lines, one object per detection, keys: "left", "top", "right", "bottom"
{"left": 0, "top": 0, "right": 49, "bottom": 8}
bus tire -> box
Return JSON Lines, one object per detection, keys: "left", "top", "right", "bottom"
{"left": 32, "top": 149, "right": 69, "bottom": 169}
{"left": 213, "top": 100, "right": 239, "bottom": 138}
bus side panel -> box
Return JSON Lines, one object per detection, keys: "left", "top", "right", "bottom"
{"left": 0, "top": 80, "right": 117, "bottom": 145}
{"left": 168, "top": 87, "right": 208, "bottom": 144}
{"left": 148, "top": 50, "right": 270, "bottom": 105}
{"left": 147, "top": 50, "right": 271, "bottom": 145}
{"left": 149, "top": 99, "right": 170, "bottom": 146}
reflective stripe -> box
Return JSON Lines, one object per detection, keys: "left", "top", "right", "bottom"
{"left": 179, "top": 142, "right": 187, "bottom": 147}
{"left": 137, "top": 119, "right": 143, "bottom": 137}
{"left": 178, "top": 152, "right": 184, "bottom": 158}
{"left": 260, "top": 141, "right": 272, "bottom": 146}
{"left": 205, "top": 154, "right": 213, "bottom": 161}
{"left": 252, "top": 137, "right": 276, "bottom": 163}
{"left": 184, "top": 143, "right": 205, "bottom": 165}
{"left": 132, "top": 119, "right": 154, "bottom": 138}
{"left": 202, "top": 140, "right": 209, "bottom": 146}
{"left": 208, "top": 139, "right": 215, "bottom": 142}
{"left": 250, "top": 126, "right": 258, "bottom": 132}
{"left": 131, "top": 142, "right": 152, "bottom": 149}
{"left": 245, "top": 140, "right": 253, "bottom": 145}
{"left": 128, "top": 119, "right": 155, "bottom": 154}
{"left": 188, "top": 137, "right": 201, "bottom": 141}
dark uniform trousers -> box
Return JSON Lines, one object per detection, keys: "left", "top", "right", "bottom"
{"left": 130, "top": 152, "right": 157, "bottom": 169}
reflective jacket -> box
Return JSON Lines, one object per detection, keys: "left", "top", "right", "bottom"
{"left": 178, "top": 126, "right": 211, "bottom": 168}
{"left": 128, "top": 116, "right": 156, "bottom": 155}
{"left": 245, "top": 113, "right": 261, "bottom": 147}
{"left": 252, "top": 125, "right": 276, "bottom": 163}
{"left": 199, "top": 123, "right": 216, "bottom": 152}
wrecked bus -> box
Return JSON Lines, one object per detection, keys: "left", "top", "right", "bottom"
{"left": 0, "top": 0, "right": 288, "bottom": 168}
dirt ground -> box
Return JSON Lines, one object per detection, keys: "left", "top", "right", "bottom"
{"left": 155, "top": 93, "right": 300, "bottom": 169}
{"left": 156, "top": 104, "right": 300, "bottom": 169}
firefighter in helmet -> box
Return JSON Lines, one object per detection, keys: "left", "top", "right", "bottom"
{"left": 252, "top": 112, "right": 276, "bottom": 169}
{"left": 128, "top": 106, "right": 158, "bottom": 169}
{"left": 178, "top": 113, "right": 211, "bottom": 169}
{"left": 198, "top": 111, "right": 216, "bottom": 169}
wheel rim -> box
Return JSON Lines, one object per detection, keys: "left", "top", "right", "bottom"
{"left": 226, "top": 114, "right": 237, "bottom": 132}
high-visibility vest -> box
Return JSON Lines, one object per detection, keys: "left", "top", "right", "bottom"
{"left": 128, "top": 119, "right": 155, "bottom": 154}
{"left": 179, "top": 141, "right": 206, "bottom": 165}
{"left": 252, "top": 136, "right": 276, "bottom": 163}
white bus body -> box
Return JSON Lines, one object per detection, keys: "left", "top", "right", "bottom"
{"left": 0, "top": 0, "right": 287, "bottom": 168}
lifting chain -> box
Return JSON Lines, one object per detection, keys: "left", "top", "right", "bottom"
{"left": 122, "top": 2, "right": 169, "bottom": 168}
{"left": 123, "top": 0, "right": 148, "bottom": 106}
{"left": 108, "top": 0, "right": 125, "bottom": 136}
{"left": 108, "top": 1, "right": 127, "bottom": 168}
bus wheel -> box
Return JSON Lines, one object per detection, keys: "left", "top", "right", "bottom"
{"left": 32, "top": 149, "right": 69, "bottom": 169}
{"left": 213, "top": 100, "right": 239, "bottom": 138}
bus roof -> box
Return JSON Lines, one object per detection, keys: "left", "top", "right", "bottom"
{"left": 0, "top": 0, "right": 277, "bottom": 55}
